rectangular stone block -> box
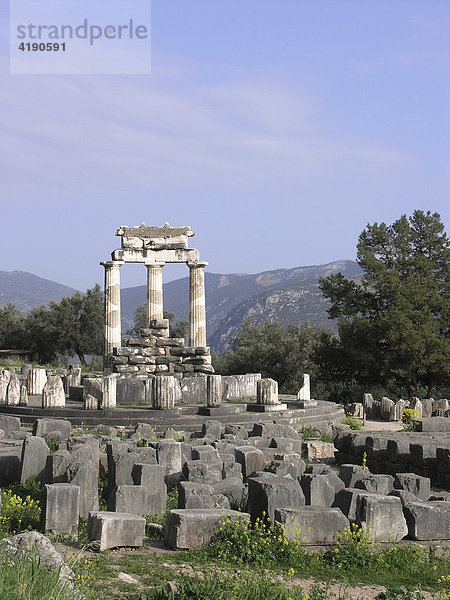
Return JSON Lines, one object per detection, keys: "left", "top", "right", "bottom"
{"left": 87, "top": 511, "right": 146, "bottom": 551}
{"left": 20, "top": 436, "right": 49, "bottom": 483}
{"left": 394, "top": 473, "right": 430, "bottom": 501}
{"left": 34, "top": 418, "right": 71, "bottom": 439}
{"left": 355, "top": 494, "right": 408, "bottom": 542}
{"left": 420, "top": 418, "right": 450, "bottom": 432}
{"left": 275, "top": 506, "right": 349, "bottom": 545}
{"left": 109, "top": 484, "right": 149, "bottom": 516}
{"left": 234, "top": 446, "right": 265, "bottom": 481}
{"left": 300, "top": 474, "right": 335, "bottom": 507}
{"left": 164, "top": 508, "right": 249, "bottom": 550}
{"left": 403, "top": 501, "right": 450, "bottom": 540}
{"left": 42, "top": 483, "right": 80, "bottom": 538}
{"left": 247, "top": 473, "right": 305, "bottom": 522}
{"left": 132, "top": 463, "right": 167, "bottom": 517}
{"left": 302, "top": 441, "right": 335, "bottom": 461}
{"left": 182, "top": 460, "right": 222, "bottom": 485}
{"left": 0, "top": 415, "right": 21, "bottom": 439}
{"left": 152, "top": 440, "right": 182, "bottom": 488}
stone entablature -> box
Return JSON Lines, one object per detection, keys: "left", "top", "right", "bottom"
{"left": 112, "top": 223, "right": 199, "bottom": 263}
{"left": 101, "top": 223, "right": 209, "bottom": 370}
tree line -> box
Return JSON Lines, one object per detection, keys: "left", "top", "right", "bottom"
{"left": 0, "top": 285, "right": 104, "bottom": 367}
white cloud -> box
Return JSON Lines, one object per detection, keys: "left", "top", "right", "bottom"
{"left": 0, "top": 60, "right": 413, "bottom": 209}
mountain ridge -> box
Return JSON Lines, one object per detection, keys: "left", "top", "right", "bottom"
{"left": 0, "top": 260, "right": 363, "bottom": 351}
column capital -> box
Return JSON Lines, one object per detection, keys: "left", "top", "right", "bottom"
{"left": 100, "top": 260, "right": 125, "bottom": 268}
{"left": 187, "top": 261, "right": 208, "bottom": 269}
{"left": 145, "top": 262, "right": 165, "bottom": 269}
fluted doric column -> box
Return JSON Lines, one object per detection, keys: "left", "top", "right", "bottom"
{"left": 146, "top": 263, "right": 164, "bottom": 325}
{"left": 101, "top": 261, "right": 124, "bottom": 367}
{"left": 188, "top": 261, "right": 207, "bottom": 347}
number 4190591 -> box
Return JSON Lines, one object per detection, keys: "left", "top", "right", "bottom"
{"left": 18, "top": 42, "right": 66, "bottom": 51}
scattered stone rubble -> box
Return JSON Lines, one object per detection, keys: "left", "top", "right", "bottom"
{"left": 0, "top": 412, "right": 448, "bottom": 554}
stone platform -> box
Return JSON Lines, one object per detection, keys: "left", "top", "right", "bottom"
{"left": 0, "top": 396, "right": 345, "bottom": 432}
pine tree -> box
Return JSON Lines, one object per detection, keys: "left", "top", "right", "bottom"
{"left": 319, "top": 210, "right": 450, "bottom": 397}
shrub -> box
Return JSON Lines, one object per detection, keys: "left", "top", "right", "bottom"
{"left": 0, "top": 489, "right": 41, "bottom": 536}
{"left": 208, "top": 513, "right": 311, "bottom": 569}
{"left": 299, "top": 424, "right": 320, "bottom": 439}
{"left": 8, "top": 476, "right": 43, "bottom": 504}
{"left": 401, "top": 409, "right": 422, "bottom": 432}
{"left": 45, "top": 437, "right": 59, "bottom": 453}
{"left": 329, "top": 523, "right": 379, "bottom": 571}
{"left": 342, "top": 415, "right": 364, "bottom": 430}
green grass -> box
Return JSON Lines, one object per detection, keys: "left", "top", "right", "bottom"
{"left": 0, "top": 548, "right": 80, "bottom": 600}
{"left": 299, "top": 424, "right": 320, "bottom": 439}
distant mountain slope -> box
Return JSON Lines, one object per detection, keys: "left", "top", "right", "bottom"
{"left": 0, "top": 271, "right": 78, "bottom": 312}
{"left": 121, "top": 260, "right": 362, "bottom": 347}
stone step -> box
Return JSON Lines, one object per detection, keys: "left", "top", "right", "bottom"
{"left": 0, "top": 400, "right": 344, "bottom": 432}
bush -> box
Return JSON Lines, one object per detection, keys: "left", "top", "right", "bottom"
{"left": 329, "top": 523, "right": 378, "bottom": 571}
{"left": 299, "top": 424, "right": 320, "bottom": 439}
{"left": 8, "top": 476, "right": 43, "bottom": 505}
{"left": 208, "top": 513, "right": 311, "bottom": 569}
{"left": 0, "top": 489, "right": 41, "bottom": 536}
{"left": 401, "top": 409, "right": 422, "bottom": 432}
{"left": 342, "top": 415, "right": 364, "bottom": 430}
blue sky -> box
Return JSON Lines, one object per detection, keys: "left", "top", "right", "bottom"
{"left": 1, "top": 0, "right": 449, "bottom": 291}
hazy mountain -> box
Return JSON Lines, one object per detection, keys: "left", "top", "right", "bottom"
{"left": 0, "top": 271, "right": 78, "bottom": 312}
{"left": 0, "top": 260, "right": 363, "bottom": 351}
{"left": 121, "top": 260, "right": 362, "bottom": 349}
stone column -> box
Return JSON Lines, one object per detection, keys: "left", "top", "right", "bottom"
{"left": 206, "top": 375, "right": 222, "bottom": 408}
{"left": 19, "top": 385, "right": 28, "bottom": 406}
{"left": 297, "top": 374, "right": 310, "bottom": 401}
{"left": 153, "top": 376, "right": 175, "bottom": 410}
{"left": 102, "top": 374, "right": 118, "bottom": 409}
{"left": 188, "top": 261, "right": 208, "bottom": 347}
{"left": 101, "top": 261, "right": 124, "bottom": 368}
{"left": 257, "top": 378, "right": 279, "bottom": 405}
{"left": 42, "top": 375, "right": 66, "bottom": 408}
{"left": 6, "top": 374, "right": 20, "bottom": 406}
{"left": 0, "top": 370, "right": 11, "bottom": 405}
{"left": 146, "top": 263, "right": 164, "bottom": 326}
{"left": 83, "top": 377, "right": 102, "bottom": 410}
{"left": 27, "top": 368, "right": 47, "bottom": 395}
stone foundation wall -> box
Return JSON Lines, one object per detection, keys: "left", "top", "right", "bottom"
{"left": 110, "top": 323, "right": 214, "bottom": 376}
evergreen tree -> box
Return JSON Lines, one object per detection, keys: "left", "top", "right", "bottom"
{"left": 319, "top": 210, "right": 449, "bottom": 397}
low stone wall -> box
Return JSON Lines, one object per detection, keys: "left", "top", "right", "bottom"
{"left": 334, "top": 427, "right": 450, "bottom": 488}
{"left": 113, "top": 373, "right": 262, "bottom": 406}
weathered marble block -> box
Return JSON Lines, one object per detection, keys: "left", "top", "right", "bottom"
{"left": 42, "top": 376, "right": 65, "bottom": 408}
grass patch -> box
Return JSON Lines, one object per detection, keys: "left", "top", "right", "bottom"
{"left": 0, "top": 548, "right": 80, "bottom": 600}
{"left": 299, "top": 424, "right": 320, "bottom": 439}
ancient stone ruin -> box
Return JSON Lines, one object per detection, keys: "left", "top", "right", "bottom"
{"left": 101, "top": 223, "right": 212, "bottom": 376}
